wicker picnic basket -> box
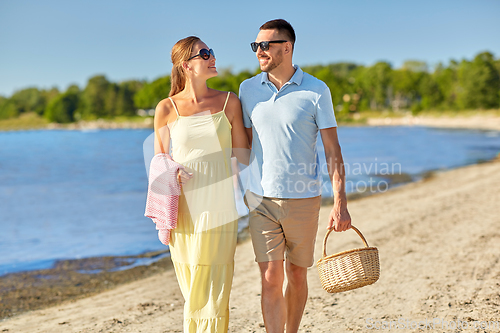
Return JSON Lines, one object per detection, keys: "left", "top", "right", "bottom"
{"left": 317, "top": 225, "right": 380, "bottom": 293}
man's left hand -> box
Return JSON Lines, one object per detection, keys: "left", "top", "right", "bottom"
{"left": 327, "top": 201, "right": 351, "bottom": 232}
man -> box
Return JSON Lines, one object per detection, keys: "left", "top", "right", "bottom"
{"left": 239, "top": 19, "right": 351, "bottom": 333}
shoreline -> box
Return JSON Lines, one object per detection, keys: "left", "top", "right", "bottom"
{"left": 365, "top": 114, "right": 500, "bottom": 131}
{"left": 1, "top": 155, "right": 499, "bottom": 331}
{"left": 0, "top": 227, "right": 256, "bottom": 321}
{"left": 0, "top": 159, "right": 497, "bottom": 322}
{"left": 0, "top": 168, "right": 421, "bottom": 320}
{"left": 0, "top": 191, "right": 374, "bottom": 321}
{"left": 0, "top": 251, "right": 173, "bottom": 320}
{"left": 2, "top": 111, "right": 500, "bottom": 132}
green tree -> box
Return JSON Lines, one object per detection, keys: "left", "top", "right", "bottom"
{"left": 418, "top": 73, "right": 443, "bottom": 110}
{"left": 0, "top": 97, "right": 19, "bottom": 119}
{"left": 208, "top": 69, "right": 253, "bottom": 94}
{"left": 233, "top": 70, "right": 254, "bottom": 92}
{"left": 42, "top": 88, "right": 61, "bottom": 114}
{"left": 207, "top": 69, "right": 235, "bottom": 92}
{"left": 312, "top": 66, "right": 342, "bottom": 106}
{"left": 115, "top": 80, "right": 143, "bottom": 116}
{"left": 78, "top": 75, "right": 111, "bottom": 119}
{"left": 2, "top": 50, "right": 499, "bottom": 122}
{"left": 363, "top": 62, "right": 392, "bottom": 109}
{"left": 392, "top": 63, "right": 426, "bottom": 111}
{"left": 351, "top": 66, "right": 370, "bottom": 111}
{"left": 303, "top": 62, "right": 359, "bottom": 109}
{"left": 104, "top": 83, "right": 118, "bottom": 117}
{"left": 433, "top": 61, "right": 459, "bottom": 109}
{"left": 457, "top": 52, "right": 500, "bottom": 109}
{"left": 134, "top": 76, "right": 170, "bottom": 109}
{"left": 66, "top": 84, "right": 80, "bottom": 95}
{"left": 45, "top": 89, "right": 80, "bottom": 123}
{"left": 6, "top": 87, "right": 48, "bottom": 116}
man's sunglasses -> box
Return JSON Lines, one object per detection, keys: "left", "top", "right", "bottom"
{"left": 188, "top": 48, "right": 215, "bottom": 61}
{"left": 250, "top": 40, "right": 288, "bottom": 52}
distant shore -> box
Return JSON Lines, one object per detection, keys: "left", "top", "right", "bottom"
{"left": 0, "top": 112, "right": 154, "bottom": 131}
{"left": 365, "top": 113, "right": 500, "bottom": 131}
{"left": 2, "top": 110, "right": 500, "bottom": 132}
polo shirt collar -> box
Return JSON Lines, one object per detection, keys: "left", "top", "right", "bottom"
{"left": 260, "top": 65, "right": 304, "bottom": 86}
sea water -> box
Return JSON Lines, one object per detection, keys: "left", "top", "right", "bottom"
{"left": 0, "top": 126, "right": 499, "bottom": 275}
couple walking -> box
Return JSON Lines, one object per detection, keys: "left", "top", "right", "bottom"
{"left": 151, "top": 19, "right": 351, "bottom": 333}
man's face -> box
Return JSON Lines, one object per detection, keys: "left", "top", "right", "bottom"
{"left": 255, "top": 29, "right": 285, "bottom": 73}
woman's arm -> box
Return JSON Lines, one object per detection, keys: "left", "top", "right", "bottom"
{"left": 153, "top": 99, "right": 193, "bottom": 186}
{"left": 153, "top": 99, "right": 171, "bottom": 155}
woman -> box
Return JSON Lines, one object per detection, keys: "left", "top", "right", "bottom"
{"left": 153, "top": 36, "right": 249, "bottom": 332}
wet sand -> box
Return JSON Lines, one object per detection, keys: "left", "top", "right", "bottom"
{"left": 1, "top": 156, "right": 499, "bottom": 332}
{"left": 0, "top": 174, "right": 408, "bottom": 322}
{"left": 0, "top": 251, "right": 172, "bottom": 320}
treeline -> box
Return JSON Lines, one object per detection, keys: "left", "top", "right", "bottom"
{"left": 0, "top": 76, "right": 144, "bottom": 123}
{"left": 1, "top": 51, "right": 499, "bottom": 123}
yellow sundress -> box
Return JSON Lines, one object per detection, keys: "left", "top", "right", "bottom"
{"left": 168, "top": 92, "right": 239, "bottom": 332}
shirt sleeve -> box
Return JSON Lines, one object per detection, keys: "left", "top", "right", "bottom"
{"left": 315, "top": 86, "right": 337, "bottom": 129}
{"left": 239, "top": 83, "right": 253, "bottom": 129}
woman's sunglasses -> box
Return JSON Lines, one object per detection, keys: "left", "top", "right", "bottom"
{"left": 188, "top": 48, "right": 215, "bottom": 61}
{"left": 250, "top": 40, "right": 288, "bottom": 52}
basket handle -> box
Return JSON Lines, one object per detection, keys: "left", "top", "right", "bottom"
{"left": 322, "top": 225, "right": 370, "bottom": 258}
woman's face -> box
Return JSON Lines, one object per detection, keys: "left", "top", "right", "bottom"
{"left": 186, "top": 41, "right": 217, "bottom": 79}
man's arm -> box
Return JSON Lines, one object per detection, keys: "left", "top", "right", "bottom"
{"left": 238, "top": 82, "right": 253, "bottom": 148}
{"left": 245, "top": 127, "right": 253, "bottom": 148}
{"left": 319, "top": 127, "right": 351, "bottom": 232}
{"left": 225, "top": 93, "right": 250, "bottom": 165}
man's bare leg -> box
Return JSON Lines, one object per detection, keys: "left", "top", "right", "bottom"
{"left": 284, "top": 260, "right": 308, "bottom": 333}
{"left": 259, "top": 260, "right": 285, "bottom": 333}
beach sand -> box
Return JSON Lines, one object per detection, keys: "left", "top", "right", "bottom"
{"left": 1, "top": 158, "right": 499, "bottom": 332}
{"left": 366, "top": 114, "right": 500, "bottom": 131}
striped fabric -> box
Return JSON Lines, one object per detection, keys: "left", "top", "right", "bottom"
{"left": 144, "top": 153, "right": 183, "bottom": 245}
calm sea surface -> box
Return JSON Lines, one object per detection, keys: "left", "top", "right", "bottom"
{"left": 1, "top": 126, "right": 499, "bottom": 275}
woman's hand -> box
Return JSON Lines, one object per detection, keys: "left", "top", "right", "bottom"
{"left": 177, "top": 169, "right": 193, "bottom": 187}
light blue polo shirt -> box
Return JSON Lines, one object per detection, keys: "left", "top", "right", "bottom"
{"left": 239, "top": 65, "right": 337, "bottom": 199}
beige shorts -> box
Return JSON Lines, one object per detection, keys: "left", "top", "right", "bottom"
{"left": 245, "top": 192, "right": 321, "bottom": 267}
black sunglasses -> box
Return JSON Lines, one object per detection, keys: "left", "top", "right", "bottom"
{"left": 188, "top": 48, "right": 215, "bottom": 61}
{"left": 250, "top": 40, "right": 288, "bottom": 52}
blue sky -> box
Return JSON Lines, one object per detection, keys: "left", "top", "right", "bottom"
{"left": 0, "top": 0, "right": 499, "bottom": 97}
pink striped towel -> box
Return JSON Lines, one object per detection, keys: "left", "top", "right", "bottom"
{"left": 144, "top": 153, "right": 183, "bottom": 245}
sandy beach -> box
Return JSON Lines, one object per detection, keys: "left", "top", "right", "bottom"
{"left": 366, "top": 114, "right": 500, "bottom": 131}
{"left": 1, "top": 154, "right": 499, "bottom": 332}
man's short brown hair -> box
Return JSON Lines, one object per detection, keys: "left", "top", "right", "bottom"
{"left": 260, "top": 19, "right": 296, "bottom": 48}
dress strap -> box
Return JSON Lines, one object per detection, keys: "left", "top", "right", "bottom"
{"left": 168, "top": 97, "right": 180, "bottom": 117}
{"left": 222, "top": 92, "right": 231, "bottom": 112}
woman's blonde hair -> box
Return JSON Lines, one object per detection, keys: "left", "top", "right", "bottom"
{"left": 169, "top": 36, "right": 200, "bottom": 97}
